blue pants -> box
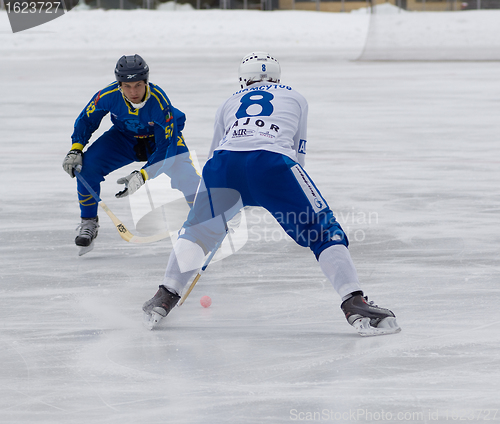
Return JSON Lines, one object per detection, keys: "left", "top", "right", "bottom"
{"left": 181, "top": 150, "right": 348, "bottom": 259}
{"left": 77, "top": 126, "right": 200, "bottom": 218}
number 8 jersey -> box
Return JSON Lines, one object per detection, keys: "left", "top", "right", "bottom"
{"left": 208, "top": 81, "right": 308, "bottom": 167}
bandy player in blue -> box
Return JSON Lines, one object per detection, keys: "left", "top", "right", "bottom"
{"left": 142, "top": 52, "right": 401, "bottom": 336}
{"left": 62, "top": 55, "right": 200, "bottom": 255}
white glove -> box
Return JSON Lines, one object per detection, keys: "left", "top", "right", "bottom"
{"left": 115, "top": 170, "right": 147, "bottom": 198}
{"left": 62, "top": 149, "right": 83, "bottom": 178}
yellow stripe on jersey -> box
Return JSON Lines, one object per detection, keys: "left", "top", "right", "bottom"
{"left": 98, "top": 87, "right": 120, "bottom": 100}
{"left": 87, "top": 85, "right": 120, "bottom": 117}
{"left": 124, "top": 101, "right": 139, "bottom": 116}
{"left": 150, "top": 91, "right": 164, "bottom": 111}
{"left": 152, "top": 86, "right": 170, "bottom": 107}
{"left": 188, "top": 152, "right": 201, "bottom": 177}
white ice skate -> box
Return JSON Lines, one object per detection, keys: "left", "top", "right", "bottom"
{"left": 341, "top": 292, "right": 401, "bottom": 337}
{"left": 142, "top": 285, "right": 180, "bottom": 330}
{"left": 143, "top": 309, "right": 166, "bottom": 330}
{"left": 351, "top": 316, "right": 401, "bottom": 337}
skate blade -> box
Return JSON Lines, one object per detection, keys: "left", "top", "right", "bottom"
{"left": 143, "top": 311, "right": 164, "bottom": 330}
{"left": 353, "top": 317, "right": 401, "bottom": 337}
{"left": 78, "top": 241, "right": 95, "bottom": 256}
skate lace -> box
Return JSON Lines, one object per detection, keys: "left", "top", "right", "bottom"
{"left": 364, "top": 296, "right": 378, "bottom": 307}
{"left": 76, "top": 220, "right": 98, "bottom": 237}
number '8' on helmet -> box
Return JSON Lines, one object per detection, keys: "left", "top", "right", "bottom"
{"left": 238, "top": 52, "right": 281, "bottom": 89}
{"left": 115, "top": 54, "right": 149, "bottom": 83}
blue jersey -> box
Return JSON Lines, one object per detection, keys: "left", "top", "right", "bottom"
{"left": 71, "top": 81, "right": 186, "bottom": 172}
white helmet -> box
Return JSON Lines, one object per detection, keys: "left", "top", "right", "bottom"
{"left": 238, "top": 52, "right": 281, "bottom": 89}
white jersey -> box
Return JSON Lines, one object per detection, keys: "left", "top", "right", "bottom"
{"left": 208, "top": 81, "right": 308, "bottom": 167}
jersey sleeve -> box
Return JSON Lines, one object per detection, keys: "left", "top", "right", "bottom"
{"left": 208, "top": 102, "right": 226, "bottom": 160}
{"left": 292, "top": 95, "right": 308, "bottom": 168}
{"left": 70, "top": 87, "right": 113, "bottom": 150}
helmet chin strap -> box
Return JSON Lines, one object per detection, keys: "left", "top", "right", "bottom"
{"left": 120, "top": 84, "right": 151, "bottom": 110}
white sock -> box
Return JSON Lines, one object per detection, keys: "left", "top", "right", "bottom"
{"left": 318, "top": 244, "right": 362, "bottom": 300}
{"left": 162, "top": 238, "right": 206, "bottom": 295}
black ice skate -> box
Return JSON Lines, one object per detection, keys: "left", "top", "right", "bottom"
{"left": 341, "top": 292, "right": 401, "bottom": 337}
{"left": 75, "top": 217, "right": 99, "bottom": 256}
{"left": 142, "top": 285, "right": 180, "bottom": 330}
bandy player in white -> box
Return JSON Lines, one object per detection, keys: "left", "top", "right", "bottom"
{"left": 143, "top": 52, "right": 401, "bottom": 336}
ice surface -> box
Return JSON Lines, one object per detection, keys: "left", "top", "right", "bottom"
{"left": 1, "top": 9, "right": 500, "bottom": 424}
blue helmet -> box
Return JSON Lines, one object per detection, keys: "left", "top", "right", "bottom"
{"left": 115, "top": 54, "right": 149, "bottom": 83}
